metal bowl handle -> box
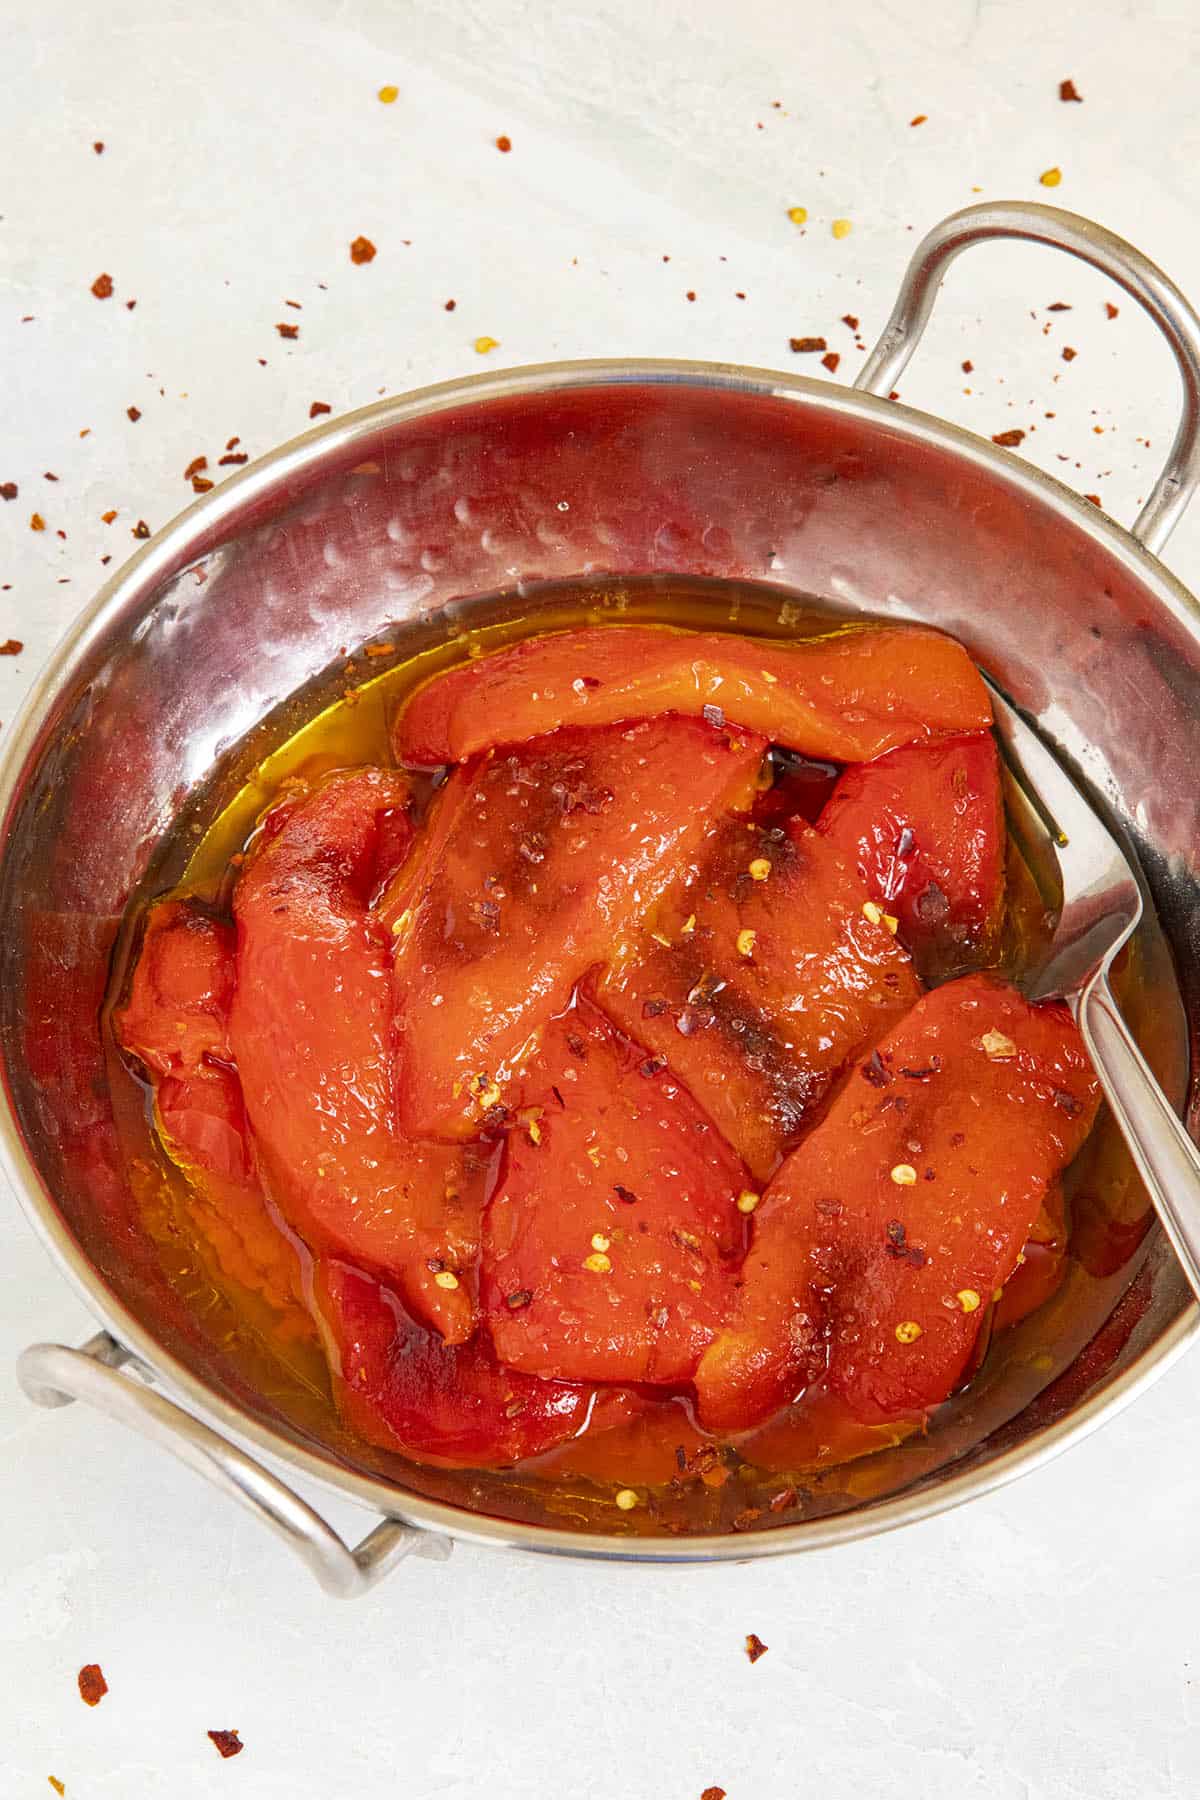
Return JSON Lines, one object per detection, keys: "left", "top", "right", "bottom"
{"left": 855, "top": 200, "right": 1200, "bottom": 556}
{"left": 17, "top": 1332, "right": 449, "bottom": 1597}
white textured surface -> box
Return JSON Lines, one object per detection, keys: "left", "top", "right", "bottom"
{"left": 4, "top": 3, "right": 1200, "bottom": 1794}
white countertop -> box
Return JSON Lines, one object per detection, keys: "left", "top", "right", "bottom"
{"left": 5, "top": 2, "right": 1200, "bottom": 1794}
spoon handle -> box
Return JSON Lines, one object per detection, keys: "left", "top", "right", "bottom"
{"left": 1080, "top": 973, "right": 1200, "bottom": 1303}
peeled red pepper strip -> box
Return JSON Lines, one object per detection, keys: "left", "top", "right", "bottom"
{"left": 315, "top": 1260, "right": 642, "bottom": 1468}
{"left": 694, "top": 974, "right": 1100, "bottom": 1432}
{"left": 595, "top": 815, "right": 922, "bottom": 1183}
{"left": 229, "top": 767, "right": 480, "bottom": 1343}
{"left": 383, "top": 717, "right": 765, "bottom": 1140}
{"left": 483, "top": 998, "right": 750, "bottom": 1385}
{"left": 393, "top": 622, "right": 992, "bottom": 767}
{"left": 815, "top": 732, "right": 1005, "bottom": 976}
{"left": 116, "top": 900, "right": 308, "bottom": 1315}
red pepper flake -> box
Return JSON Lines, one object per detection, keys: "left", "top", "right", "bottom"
{"left": 745, "top": 1632, "right": 769, "bottom": 1664}
{"left": 183, "top": 456, "right": 208, "bottom": 481}
{"left": 789, "top": 335, "right": 827, "bottom": 353}
{"left": 821, "top": 350, "right": 840, "bottom": 373}
{"left": 126, "top": 405, "right": 141, "bottom": 422}
{"left": 1047, "top": 300, "right": 1071, "bottom": 311}
{"left": 100, "top": 508, "right": 117, "bottom": 523}
{"left": 1062, "top": 345, "right": 1077, "bottom": 361}
{"left": 132, "top": 520, "right": 151, "bottom": 539}
{"left": 444, "top": 298, "right": 457, "bottom": 311}
{"left": 90, "top": 273, "right": 113, "bottom": 299}
{"left": 225, "top": 435, "right": 240, "bottom": 450}
{"left": 77, "top": 1664, "right": 108, "bottom": 1706}
{"left": 1084, "top": 493, "right": 1101, "bottom": 506}
{"left": 1059, "top": 78, "right": 1083, "bottom": 102}
{"left": 962, "top": 359, "right": 974, "bottom": 373}
{"left": 29, "top": 512, "right": 45, "bottom": 531}
{"left": 0, "top": 639, "right": 23, "bottom": 655}
{"left": 48, "top": 1779, "right": 66, "bottom": 1796}
{"left": 207, "top": 1730, "right": 244, "bottom": 1759}
{"left": 276, "top": 322, "right": 299, "bottom": 339}
{"left": 841, "top": 313, "right": 859, "bottom": 329}
{"left": 125, "top": 299, "right": 136, "bottom": 310}
{"left": 100, "top": 554, "right": 111, "bottom": 563}
{"left": 1105, "top": 302, "right": 1119, "bottom": 319}
{"left": 992, "top": 428, "right": 1026, "bottom": 447}
{"left": 349, "top": 235, "right": 377, "bottom": 265}
{"left": 284, "top": 298, "right": 302, "bottom": 310}
{"left": 0, "top": 482, "right": 17, "bottom": 501}
{"left": 769, "top": 1485, "right": 798, "bottom": 1511}
{"left": 43, "top": 471, "right": 58, "bottom": 481}
{"left": 93, "top": 140, "right": 105, "bottom": 153}
{"left": 735, "top": 290, "right": 746, "bottom": 299}
{"left": 495, "top": 134, "right": 512, "bottom": 152}
{"left": 218, "top": 452, "right": 248, "bottom": 465}
{"left": 909, "top": 113, "right": 927, "bottom": 126}
{"left": 309, "top": 401, "right": 331, "bottom": 418}
{"left": 191, "top": 475, "right": 214, "bottom": 493}
{"left": 701, "top": 1790, "right": 727, "bottom": 1800}
{"left": 686, "top": 290, "right": 696, "bottom": 302}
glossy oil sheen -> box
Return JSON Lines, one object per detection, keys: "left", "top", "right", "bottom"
{"left": 102, "top": 577, "right": 1186, "bottom": 1536}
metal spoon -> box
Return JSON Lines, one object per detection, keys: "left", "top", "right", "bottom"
{"left": 986, "top": 675, "right": 1200, "bottom": 1301}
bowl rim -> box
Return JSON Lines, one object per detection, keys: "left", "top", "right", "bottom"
{"left": 4, "top": 352, "right": 1198, "bottom": 1561}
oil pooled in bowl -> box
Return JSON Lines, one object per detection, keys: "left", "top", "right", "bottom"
{"left": 103, "top": 575, "right": 1183, "bottom": 1538}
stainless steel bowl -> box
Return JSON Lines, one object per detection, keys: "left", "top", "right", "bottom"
{"left": 7, "top": 202, "right": 1200, "bottom": 1596}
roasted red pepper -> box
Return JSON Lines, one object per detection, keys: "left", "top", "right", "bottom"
{"left": 816, "top": 732, "right": 1005, "bottom": 975}
{"left": 483, "top": 997, "right": 749, "bottom": 1384}
{"left": 383, "top": 718, "right": 764, "bottom": 1139}
{"left": 694, "top": 975, "right": 1100, "bottom": 1431}
{"left": 595, "top": 816, "right": 921, "bottom": 1182}
{"left": 394, "top": 623, "right": 992, "bottom": 767}
{"left": 229, "top": 768, "right": 480, "bottom": 1343}
{"left": 316, "top": 1260, "right": 639, "bottom": 1467}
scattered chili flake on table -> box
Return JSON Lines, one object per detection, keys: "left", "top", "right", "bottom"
{"left": 127, "top": 406, "right": 141, "bottom": 421}
{"left": 0, "top": 639, "right": 24, "bottom": 655}
{"left": 841, "top": 313, "right": 859, "bottom": 330}
{"left": 276, "top": 322, "right": 299, "bottom": 339}
{"left": 0, "top": 482, "right": 16, "bottom": 501}
{"left": 207, "top": 1729, "right": 244, "bottom": 1759}
{"left": 685, "top": 290, "right": 696, "bottom": 302}
{"left": 831, "top": 218, "right": 853, "bottom": 238}
{"left": 183, "top": 456, "right": 207, "bottom": 481}
{"left": 909, "top": 113, "right": 927, "bottom": 126}
{"left": 219, "top": 452, "right": 248, "bottom": 465}
{"left": 787, "top": 205, "right": 807, "bottom": 224}
{"left": 745, "top": 1632, "right": 769, "bottom": 1664}
{"left": 1106, "top": 302, "right": 1120, "bottom": 319}
{"left": 377, "top": 83, "right": 398, "bottom": 103}
{"left": 132, "top": 520, "right": 151, "bottom": 539}
{"left": 962, "top": 359, "right": 974, "bottom": 373}
{"left": 701, "top": 1788, "right": 727, "bottom": 1800}
{"left": 29, "top": 513, "right": 45, "bottom": 531}
{"left": 474, "top": 335, "right": 499, "bottom": 353}
{"left": 125, "top": 299, "right": 136, "bottom": 310}
{"left": 192, "top": 475, "right": 214, "bottom": 493}
{"left": 821, "top": 351, "right": 840, "bottom": 372}
{"left": 90, "top": 273, "right": 113, "bottom": 299}
{"left": 101, "top": 508, "right": 117, "bottom": 523}
{"left": 309, "top": 401, "right": 331, "bottom": 418}
{"left": 93, "top": 139, "right": 104, "bottom": 153}
{"left": 1047, "top": 301, "right": 1071, "bottom": 311}
{"left": 1039, "top": 167, "right": 1062, "bottom": 187}
{"left": 992, "top": 428, "right": 1026, "bottom": 447}
{"left": 349, "top": 236, "right": 377, "bottom": 265}
{"left": 444, "top": 298, "right": 457, "bottom": 311}
{"left": 77, "top": 1664, "right": 108, "bottom": 1706}
{"left": 1062, "top": 346, "right": 1077, "bottom": 361}
{"left": 789, "top": 335, "right": 827, "bottom": 353}
{"left": 495, "top": 134, "right": 512, "bottom": 152}
{"left": 48, "top": 1779, "right": 65, "bottom": 1795}
{"left": 1084, "top": 492, "right": 1101, "bottom": 506}
{"left": 1059, "top": 78, "right": 1083, "bottom": 102}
